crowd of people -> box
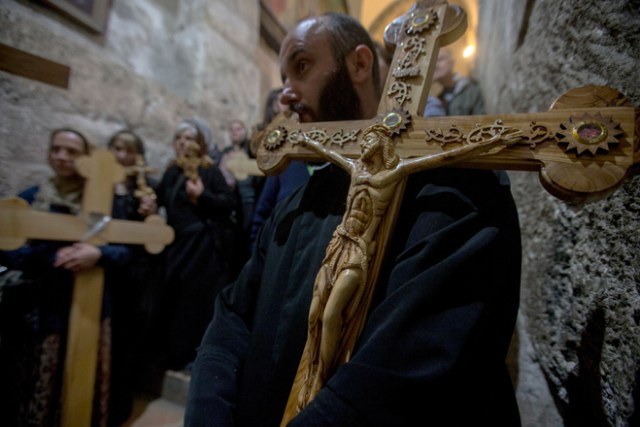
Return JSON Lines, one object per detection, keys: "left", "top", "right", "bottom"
{"left": 0, "top": 115, "right": 268, "bottom": 426}
{"left": 0, "top": 10, "right": 516, "bottom": 427}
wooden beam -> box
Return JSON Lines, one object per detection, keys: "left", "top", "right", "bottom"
{"left": 260, "top": 0, "right": 287, "bottom": 55}
{"left": 0, "top": 43, "right": 70, "bottom": 89}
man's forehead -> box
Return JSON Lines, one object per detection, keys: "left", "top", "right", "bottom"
{"left": 280, "top": 17, "right": 326, "bottom": 61}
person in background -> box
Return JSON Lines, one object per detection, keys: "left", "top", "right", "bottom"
{"left": 151, "top": 118, "right": 239, "bottom": 373}
{"left": 218, "top": 119, "right": 265, "bottom": 244}
{"left": 249, "top": 88, "right": 311, "bottom": 245}
{"left": 432, "top": 47, "right": 485, "bottom": 116}
{"left": 108, "top": 129, "right": 158, "bottom": 219}
{"left": 0, "top": 128, "right": 132, "bottom": 426}
{"left": 106, "top": 129, "right": 160, "bottom": 423}
{"left": 185, "top": 12, "right": 521, "bottom": 427}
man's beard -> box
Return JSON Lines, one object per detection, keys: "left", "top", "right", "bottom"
{"left": 316, "top": 60, "right": 362, "bottom": 122}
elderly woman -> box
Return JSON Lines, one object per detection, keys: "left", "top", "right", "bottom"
{"left": 151, "top": 118, "right": 240, "bottom": 372}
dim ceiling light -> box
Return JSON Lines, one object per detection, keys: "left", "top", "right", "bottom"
{"left": 463, "top": 45, "right": 475, "bottom": 58}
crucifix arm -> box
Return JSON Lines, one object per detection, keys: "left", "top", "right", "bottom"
{"left": 400, "top": 132, "right": 521, "bottom": 179}
{"left": 302, "top": 134, "right": 355, "bottom": 172}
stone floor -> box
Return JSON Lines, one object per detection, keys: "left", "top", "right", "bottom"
{"left": 122, "top": 395, "right": 185, "bottom": 427}
{"left": 122, "top": 370, "right": 190, "bottom": 427}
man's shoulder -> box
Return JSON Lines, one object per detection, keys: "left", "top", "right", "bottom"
{"left": 405, "top": 168, "right": 513, "bottom": 210}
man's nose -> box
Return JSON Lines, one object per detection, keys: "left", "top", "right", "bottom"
{"left": 280, "top": 85, "right": 299, "bottom": 106}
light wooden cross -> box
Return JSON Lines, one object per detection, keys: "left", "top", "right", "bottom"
{"left": 176, "top": 140, "right": 214, "bottom": 182}
{"left": 0, "top": 149, "right": 174, "bottom": 427}
{"left": 252, "top": 1, "right": 639, "bottom": 424}
{"left": 125, "top": 154, "right": 157, "bottom": 200}
{"left": 224, "top": 149, "right": 265, "bottom": 180}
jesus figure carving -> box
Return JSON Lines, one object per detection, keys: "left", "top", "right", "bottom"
{"left": 295, "top": 123, "right": 520, "bottom": 409}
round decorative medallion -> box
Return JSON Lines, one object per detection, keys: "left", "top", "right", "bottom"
{"left": 405, "top": 10, "right": 438, "bottom": 35}
{"left": 377, "top": 109, "right": 411, "bottom": 136}
{"left": 264, "top": 127, "right": 286, "bottom": 151}
{"left": 558, "top": 113, "right": 621, "bottom": 155}
{"left": 383, "top": 112, "right": 402, "bottom": 129}
{"left": 572, "top": 121, "right": 607, "bottom": 145}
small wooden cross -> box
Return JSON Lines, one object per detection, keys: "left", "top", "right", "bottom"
{"left": 252, "top": 1, "right": 639, "bottom": 424}
{"left": 0, "top": 149, "right": 174, "bottom": 427}
{"left": 125, "top": 154, "right": 157, "bottom": 200}
{"left": 224, "top": 149, "right": 265, "bottom": 180}
{"left": 176, "top": 140, "right": 214, "bottom": 182}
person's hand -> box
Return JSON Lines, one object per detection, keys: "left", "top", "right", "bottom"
{"left": 138, "top": 195, "right": 158, "bottom": 216}
{"left": 54, "top": 243, "right": 102, "bottom": 272}
{"left": 186, "top": 176, "right": 204, "bottom": 204}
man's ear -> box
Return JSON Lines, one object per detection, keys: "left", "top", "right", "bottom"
{"left": 346, "top": 44, "right": 374, "bottom": 86}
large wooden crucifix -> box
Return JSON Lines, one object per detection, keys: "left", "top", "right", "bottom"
{"left": 251, "top": 1, "right": 639, "bottom": 424}
{"left": 0, "top": 149, "right": 174, "bottom": 427}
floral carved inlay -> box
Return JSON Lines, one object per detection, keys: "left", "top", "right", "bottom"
{"left": 394, "top": 36, "right": 427, "bottom": 79}
{"left": 288, "top": 128, "right": 360, "bottom": 148}
{"left": 387, "top": 81, "right": 411, "bottom": 106}
{"left": 424, "top": 120, "right": 555, "bottom": 148}
{"left": 387, "top": 7, "right": 439, "bottom": 110}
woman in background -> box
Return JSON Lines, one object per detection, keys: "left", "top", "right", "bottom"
{"left": 0, "top": 128, "right": 132, "bottom": 426}
{"left": 151, "top": 118, "right": 240, "bottom": 372}
{"left": 107, "top": 128, "right": 161, "bottom": 423}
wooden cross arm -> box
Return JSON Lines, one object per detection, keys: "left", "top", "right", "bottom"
{"left": 104, "top": 215, "right": 174, "bottom": 254}
{"left": 0, "top": 197, "right": 174, "bottom": 254}
{"left": 224, "top": 150, "right": 265, "bottom": 180}
{"left": 256, "top": 87, "right": 639, "bottom": 203}
{"left": 409, "top": 106, "right": 637, "bottom": 202}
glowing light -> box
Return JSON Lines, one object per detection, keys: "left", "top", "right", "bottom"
{"left": 463, "top": 45, "right": 475, "bottom": 58}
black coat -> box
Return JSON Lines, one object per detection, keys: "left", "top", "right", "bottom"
{"left": 186, "top": 164, "right": 522, "bottom": 426}
{"left": 153, "top": 163, "right": 240, "bottom": 368}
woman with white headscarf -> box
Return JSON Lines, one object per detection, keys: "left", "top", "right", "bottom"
{"left": 150, "top": 118, "right": 240, "bottom": 371}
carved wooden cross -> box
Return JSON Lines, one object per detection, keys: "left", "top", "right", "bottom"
{"left": 176, "top": 140, "right": 214, "bottom": 182}
{"left": 252, "top": 1, "right": 639, "bottom": 424}
{"left": 125, "top": 154, "right": 157, "bottom": 200}
{"left": 0, "top": 149, "right": 174, "bottom": 427}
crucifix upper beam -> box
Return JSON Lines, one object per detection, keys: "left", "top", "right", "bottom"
{"left": 255, "top": 0, "right": 638, "bottom": 204}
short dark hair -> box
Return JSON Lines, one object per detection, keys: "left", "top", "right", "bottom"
{"left": 319, "top": 13, "right": 381, "bottom": 95}
{"left": 49, "top": 128, "right": 91, "bottom": 154}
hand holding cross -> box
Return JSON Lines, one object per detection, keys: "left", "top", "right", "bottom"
{"left": 0, "top": 148, "right": 174, "bottom": 426}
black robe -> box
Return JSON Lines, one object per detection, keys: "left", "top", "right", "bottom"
{"left": 185, "top": 164, "right": 522, "bottom": 426}
{"left": 152, "top": 163, "right": 240, "bottom": 369}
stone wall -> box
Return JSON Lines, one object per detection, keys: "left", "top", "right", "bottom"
{"left": 475, "top": 1, "right": 640, "bottom": 425}
{"left": 0, "top": 0, "right": 279, "bottom": 195}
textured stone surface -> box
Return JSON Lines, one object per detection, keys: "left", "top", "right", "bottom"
{"left": 0, "top": 0, "right": 273, "bottom": 195}
{"left": 476, "top": 1, "right": 640, "bottom": 425}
